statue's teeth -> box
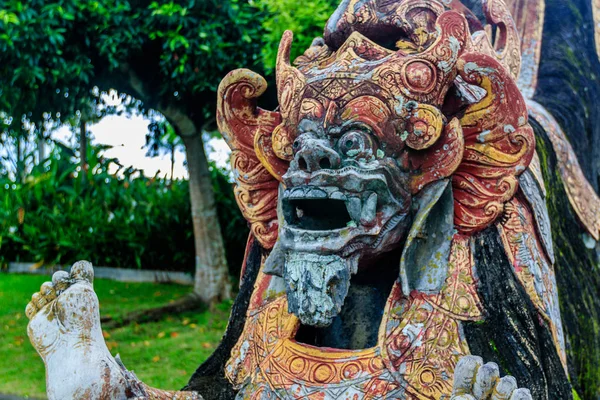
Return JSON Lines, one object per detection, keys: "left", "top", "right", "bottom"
{"left": 329, "top": 191, "right": 347, "bottom": 201}
{"left": 287, "top": 186, "right": 327, "bottom": 199}
{"left": 345, "top": 197, "right": 362, "bottom": 223}
{"left": 360, "top": 192, "right": 377, "bottom": 227}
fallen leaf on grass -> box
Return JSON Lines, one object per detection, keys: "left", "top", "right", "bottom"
{"left": 201, "top": 342, "right": 212, "bottom": 349}
{"left": 152, "top": 355, "right": 160, "bottom": 362}
{"left": 170, "top": 332, "right": 179, "bottom": 338}
{"left": 107, "top": 341, "right": 118, "bottom": 351}
{"left": 157, "top": 331, "right": 166, "bottom": 338}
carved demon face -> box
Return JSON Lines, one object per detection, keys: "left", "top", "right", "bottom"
{"left": 217, "top": 2, "right": 534, "bottom": 329}
{"left": 264, "top": 11, "right": 473, "bottom": 326}
{"left": 276, "top": 105, "right": 412, "bottom": 326}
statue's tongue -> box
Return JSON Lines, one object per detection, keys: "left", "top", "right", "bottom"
{"left": 283, "top": 252, "right": 357, "bottom": 327}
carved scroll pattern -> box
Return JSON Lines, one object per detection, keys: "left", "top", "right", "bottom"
{"left": 504, "top": 0, "right": 545, "bottom": 98}
{"left": 453, "top": 52, "right": 535, "bottom": 233}
{"left": 469, "top": 0, "right": 522, "bottom": 82}
{"left": 527, "top": 99, "right": 600, "bottom": 240}
{"left": 216, "top": 69, "right": 288, "bottom": 249}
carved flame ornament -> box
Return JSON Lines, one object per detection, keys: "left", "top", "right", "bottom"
{"left": 217, "top": 0, "right": 567, "bottom": 398}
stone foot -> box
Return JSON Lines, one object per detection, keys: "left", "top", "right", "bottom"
{"left": 26, "top": 261, "right": 129, "bottom": 399}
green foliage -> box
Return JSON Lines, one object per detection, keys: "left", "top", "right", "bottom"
{"left": 0, "top": 0, "right": 337, "bottom": 125}
{"left": 253, "top": 0, "right": 339, "bottom": 72}
{"left": 0, "top": 0, "right": 268, "bottom": 125}
{"left": 0, "top": 144, "right": 248, "bottom": 274}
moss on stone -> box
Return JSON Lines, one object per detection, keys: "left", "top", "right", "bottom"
{"left": 534, "top": 123, "right": 600, "bottom": 398}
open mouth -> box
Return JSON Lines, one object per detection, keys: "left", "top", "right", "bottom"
{"left": 282, "top": 186, "right": 378, "bottom": 231}
{"left": 286, "top": 198, "right": 352, "bottom": 230}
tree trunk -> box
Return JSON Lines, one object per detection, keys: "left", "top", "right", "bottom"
{"left": 79, "top": 120, "right": 88, "bottom": 183}
{"left": 181, "top": 132, "right": 231, "bottom": 304}
{"left": 170, "top": 144, "right": 175, "bottom": 181}
{"left": 119, "top": 64, "right": 232, "bottom": 304}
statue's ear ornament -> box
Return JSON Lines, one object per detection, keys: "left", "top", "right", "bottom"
{"left": 409, "top": 117, "right": 464, "bottom": 193}
{"left": 469, "top": 0, "right": 522, "bottom": 82}
{"left": 403, "top": 103, "right": 445, "bottom": 150}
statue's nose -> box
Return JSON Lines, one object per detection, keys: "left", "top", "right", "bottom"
{"left": 292, "top": 136, "right": 341, "bottom": 172}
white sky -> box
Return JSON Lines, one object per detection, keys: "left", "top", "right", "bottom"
{"left": 53, "top": 114, "right": 231, "bottom": 179}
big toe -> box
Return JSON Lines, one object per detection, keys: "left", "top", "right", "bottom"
{"left": 70, "top": 260, "right": 94, "bottom": 285}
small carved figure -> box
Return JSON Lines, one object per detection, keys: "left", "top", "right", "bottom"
{"left": 26, "top": 0, "right": 600, "bottom": 399}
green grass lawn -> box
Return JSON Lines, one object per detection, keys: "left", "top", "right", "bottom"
{"left": 0, "top": 274, "right": 232, "bottom": 399}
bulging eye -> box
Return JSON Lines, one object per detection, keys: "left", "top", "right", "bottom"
{"left": 338, "top": 130, "right": 377, "bottom": 159}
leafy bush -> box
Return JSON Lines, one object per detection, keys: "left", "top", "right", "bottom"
{"left": 0, "top": 144, "right": 248, "bottom": 276}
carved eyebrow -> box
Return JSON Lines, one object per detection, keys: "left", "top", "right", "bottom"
{"left": 338, "top": 121, "right": 373, "bottom": 135}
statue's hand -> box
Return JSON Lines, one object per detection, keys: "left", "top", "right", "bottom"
{"left": 451, "top": 356, "right": 533, "bottom": 400}
{"left": 26, "top": 261, "right": 129, "bottom": 399}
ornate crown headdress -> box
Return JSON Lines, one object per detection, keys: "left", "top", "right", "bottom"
{"left": 217, "top": 0, "right": 533, "bottom": 248}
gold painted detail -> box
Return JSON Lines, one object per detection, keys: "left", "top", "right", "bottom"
{"left": 226, "top": 236, "right": 483, "bottom": 399}
{"left": 505, "top": 0, "right": 545, "bottom": 98}
{"left": 528, "top": 100, "right": 600, "bottom": 240}
{"left": 431, "top": 234, "right": 484, "bottom": 320}
{"left": 498, "top": 197, "right": 568, "bottom": 371}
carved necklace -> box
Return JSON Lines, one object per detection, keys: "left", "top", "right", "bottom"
{"left": 227, "top": 235, "right": 484, "bottom": 399}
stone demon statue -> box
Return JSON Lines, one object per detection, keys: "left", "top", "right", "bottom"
{"left": 25, "top": 0, "right": 600, "bottom": 399}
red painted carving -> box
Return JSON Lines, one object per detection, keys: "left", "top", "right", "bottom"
{"left": 218, "top": 1, "right": 541, "bottom": 397}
